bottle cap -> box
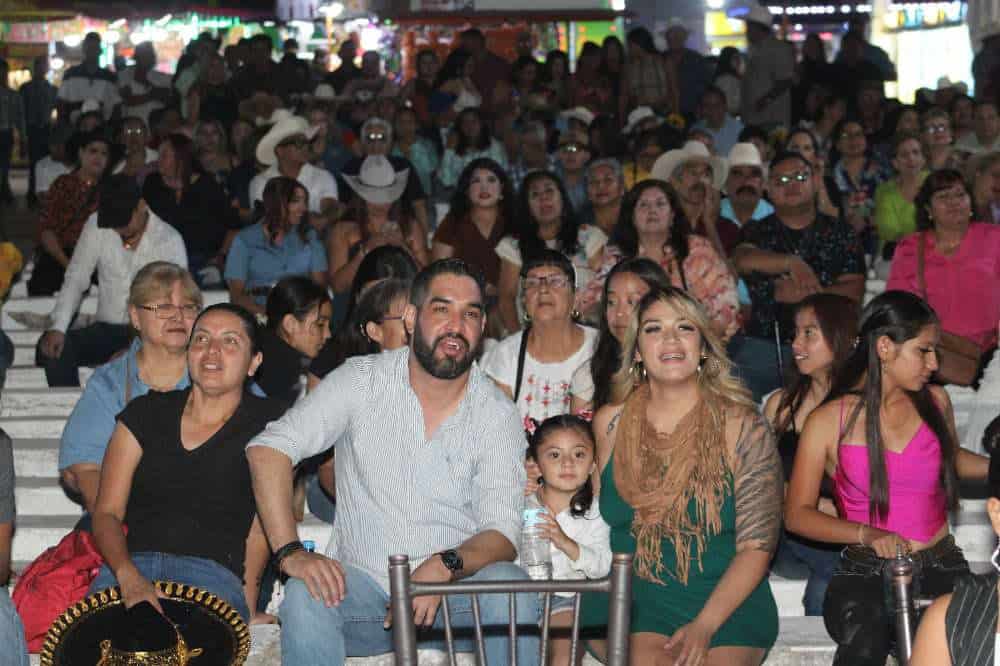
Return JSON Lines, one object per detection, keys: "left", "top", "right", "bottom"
{"left": 303, "top": 540, "right": 316, "bottom": 552}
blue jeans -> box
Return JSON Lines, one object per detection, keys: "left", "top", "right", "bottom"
{"left": 0, "top": 329, "right": 14, "bottom": 390}
{"left": 0, "top": 589, "right": 29, "bottom": 666}
{"left": 771, "top": 533, "right": 841, "bottom": 616}
{"left": 88, "top": 551, "right": 250, "bottom": 621}
{"left": 305, "top": 472, "right": 336, "bottom": 525}
{"left": 727, "top": 334, "right": 792, "bottom": 403}
{"left": 280, "top": 561, "right": 541, "bottom": 665}
{"left": 38, "top": 322, "right": 130, "bottom": 387}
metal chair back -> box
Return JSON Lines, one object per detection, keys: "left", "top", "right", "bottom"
{"left": 388, "top": 552, "right": 633, "bottom": 666}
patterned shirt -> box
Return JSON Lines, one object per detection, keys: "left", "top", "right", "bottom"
{"left": 37, "top": 172, "right": 100, "bottom": 247}
{"left": 248, "top": 347, "right": 527, "bottom": 593}
{"left": 579, "top": 235, "right": 742, "bottom": 340}
{"left": 739, "top": 213, "right": 865, "bottom": 341}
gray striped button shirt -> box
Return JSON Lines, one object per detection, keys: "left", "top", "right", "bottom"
{"left": 249, "top": 347, "right": 528, "bottom": 592}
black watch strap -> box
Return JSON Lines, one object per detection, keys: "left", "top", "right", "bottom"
{"left": 439, "top": 549, "right": 464, "bottom": 574}
{"left": 274, "top": 540, "right": 306, "bottom": 573}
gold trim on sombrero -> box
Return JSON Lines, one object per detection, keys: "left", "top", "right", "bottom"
{"left": 38, "top": 582, "right": 250, "bottom": 666}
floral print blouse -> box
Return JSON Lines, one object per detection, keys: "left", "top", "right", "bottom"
{"left": 579, "top": 234, "right": 742, "bottom": 340}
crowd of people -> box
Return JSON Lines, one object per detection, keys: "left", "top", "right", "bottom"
{"left": 2, "top": 6, "right": 1000, "bottom": 665}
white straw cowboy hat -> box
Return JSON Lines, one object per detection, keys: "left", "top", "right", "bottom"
{"left": 255, "top": 115, "right": 319, "bottom": 166}
{"left": 651, "top": 140, "right": 728, "bottom": 190}
{"left": 256, "top": 107, "right": 294, "bottom": 127}
{"left": 560, "top": 106, "right": 596, "bottom": 128}
{"left": 726, "top": 142, "right": 768, "bottom": 181}
{"left": 734, "top": 3, "right": 774, "bottom": 27}
{"left": 342, "top": 156, "right": 409, "bottom": 205}
{"left": 623, "top": 106, "right": 662, "bottom": 135}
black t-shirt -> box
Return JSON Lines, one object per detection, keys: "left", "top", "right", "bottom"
{"left": 143, "top": 173, "right": 242, "bottom": 260}
{"left": 119, "top": 389, "right": 284, "bottom": 579}
{"left": 254, "top": 328, "right": 307, "bottom": 409}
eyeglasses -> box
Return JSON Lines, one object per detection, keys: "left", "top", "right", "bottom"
{"left": 560, "top": 143, "right": 587, "bottom": 153}
{"left": 123, "top": 128, "right": 146, "bottom": 136}
{"left": 279, "top": 137, "right": 309, "bottom": 149}
{"left": 365, "top": 132, "right": 388, "bottom": 142}
{"left": 523, "top": 275, "right": 571, "bottom": 291}
{"left": 839, "top": 129, "right": 865, "bottom": 140}
{"left": 773, "top": 171, "right": 811, "bottom": 186}
{"left": 138, "top": 303, "right": 201, "bottom": 319}
{"left": 924, "top": 124, "right": 950, "bottom": 134}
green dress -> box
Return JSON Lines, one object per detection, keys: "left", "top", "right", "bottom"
{"left": 580, "top": 458, "right": 778, "bottom": 648}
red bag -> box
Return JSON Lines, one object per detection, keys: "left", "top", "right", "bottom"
{"left": 11, "top": 530, "right": 104, "bottom": 652}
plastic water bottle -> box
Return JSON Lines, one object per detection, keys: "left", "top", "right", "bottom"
{"left": 303, "top": 540, "right": 316, "bottom": 553}
{"left": 521, "top": 495, "right": 553, "bottom": 580}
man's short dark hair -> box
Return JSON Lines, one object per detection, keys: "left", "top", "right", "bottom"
{"left": 460, "top": 28, "right": 485, "bottom": 44}
{"left": 769, "top": 150, "right": 811, "bottom": 174}
{"left": 739, "top": 125, "right": 768, "bottom": 144}
{"left": 701, "top": 85, "right": 727, "bottom": 106}
{"left": 410, "top": 259, "right": 486, "bottom": 308}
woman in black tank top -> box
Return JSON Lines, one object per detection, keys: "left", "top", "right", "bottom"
{"left": 763, "top": 294, "right": 859, "bottom": 615}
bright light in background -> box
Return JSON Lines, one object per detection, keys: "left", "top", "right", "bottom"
{"left": 110, "top": 19, "right": 126, "bottom": 29}
{"left": 263, "top": 20, "right": 276, "bottom": 27}
{"left": 319, "top": 2, "right": 345, "bottom": 16}
{"left": 706, "top": 0, "right": 725, "bottom": 9}
{"left": 611, "top": 0, "right": 626, "bottom": 9}
{"left": 360, "top": 26, "right": 381, "bottom": 51}
{"left": 50, "top": 57, "right": 65, "bottom": 70}
{"left": 148, "top": 27, "right": 168, "bottom": 42}
{"left": 63, "top": 34, "right": 82, "bottom": 47}
{"left": 130, "top": 30, "right": 147, "bottom": 44}
{"left": 104, "top": 30, "right": 121, "bottom": 44}
{"left": 155, "top": 14, "right": 172, "bottom": 26}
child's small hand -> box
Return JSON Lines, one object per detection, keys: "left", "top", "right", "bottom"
{"left": 539, "top": 513, "right": 578, "bottom": 559}
{"left": 524, "top": 459, "right": 542, "bottom": 496}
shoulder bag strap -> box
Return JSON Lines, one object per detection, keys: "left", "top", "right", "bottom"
{"left": 916, "top": 231, "right": 928, "bottom": 301}
{"left": 513, "top": 328, "right": 530, "bottom": 403}
{"left": 124, "top": 352, "right": 133, "bottom": 404}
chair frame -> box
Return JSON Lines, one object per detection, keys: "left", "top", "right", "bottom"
{"left": 389, "top": 552, "right": 633, "bottom": 666}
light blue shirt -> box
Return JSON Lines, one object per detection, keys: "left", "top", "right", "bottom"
{"left": 59, "top": 338, "right": 190, "bottom": 471}
{"left": 720, "top": 197, "right": 774, "bottom": 227}
{"left": 224, "top": 223, "right": 328, "bottom": 305}
{"left": 692, "top": 115, "right": 744, "bottom": 157}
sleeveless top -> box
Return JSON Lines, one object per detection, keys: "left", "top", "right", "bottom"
{"left": 834, "top": 401, "right": 947, "bottom": 542}
{"left": 945, "top": 572, "right": 998, "bottom": 666}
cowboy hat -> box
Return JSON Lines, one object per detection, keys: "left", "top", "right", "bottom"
{"left": 623, "top": 106, "right": 662, "bottom": 135}
{"left": 313, "top": 83, "right": 337, "bottom": 101}
{"left": 560, "top": 106, "right": 596, "bottom": 128}
{"left": 342, "top": 155, "right": 409, "bottom": 205}
{"left": 726, "top": 142, "right": 768, "bottom": 180}
{"left": 732, "top": 3, "right": 774, "bottom": 27}
{"left": 255, "top": 107, "right": 294, "bottom": 127}
{"left": 651, "top": 140, "right": 728, "bottom": 190}
{"left": 39, "top": 582, "right": 250, "bottom": 665}
{"left": 255, "top": 115, "right": 319, "bottom": 166}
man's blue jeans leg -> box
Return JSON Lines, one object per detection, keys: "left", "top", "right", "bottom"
{"left": 280, "top": 561, "right": 540, "bottom": 665}
{"left": 0, "top": 589, "right": 29, "bottom": 666}
{"left": 728, "top": 334, "right": 792, "bottom": 403}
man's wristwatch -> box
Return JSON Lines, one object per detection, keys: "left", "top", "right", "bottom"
{"left": 438, "top": 549, "right": 464, "bottom": 578}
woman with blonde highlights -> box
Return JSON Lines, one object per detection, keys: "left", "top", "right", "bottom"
{"left": 583, "top": 286, "right": 781, "bottom": 665}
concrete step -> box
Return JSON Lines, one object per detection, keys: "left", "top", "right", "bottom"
{"left": 12, "top": 438, "right": 59, "bottom": 477}
{"left": 8, "top": 330, "right": 42, "bottom": 347}
{"left": 4, "top": 366, "right": 93, "bottom": 389}
{"left": 3, "top": 416, "right": 67, "bottom": 439}
{"left": 11, "top": 514, "right": 333, "bottom": 564}
{"left": 0, "top": 389, "right": 82, "bottom": 418}
{"left": 15, "top": 477, "right": 80, "bottom": 515}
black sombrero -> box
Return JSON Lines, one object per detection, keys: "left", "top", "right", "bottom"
{"left": 39, "top": 582, "right": 251, "bottom": 665}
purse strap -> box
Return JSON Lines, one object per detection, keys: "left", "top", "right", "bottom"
{"left": 513, "top": 328, "right": 530, "bottom": 403}
{"left": 916, "top": 231, "right": 928, "bottom": 301}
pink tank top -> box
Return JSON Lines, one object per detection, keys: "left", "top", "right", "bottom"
{"left": 834, "top": 403, "right": 947, "bottom": 543}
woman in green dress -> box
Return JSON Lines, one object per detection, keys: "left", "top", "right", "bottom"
{"left": 584, "top": 285, "right": 781, "bottom": 665}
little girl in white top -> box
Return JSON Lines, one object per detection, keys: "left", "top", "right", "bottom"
{"left": 525, "top": 414, "right": 612, "bottom": 666}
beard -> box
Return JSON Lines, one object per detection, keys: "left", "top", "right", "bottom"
{"left": 412, "top": 327, "right": 482, "bottom": 380}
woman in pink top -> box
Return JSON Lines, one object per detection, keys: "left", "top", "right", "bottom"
{"left": 887, "top": 169, "right": 1000, "bottom": 351}
{"left": 785, "top": 290, "right": 988, "bottom": 666}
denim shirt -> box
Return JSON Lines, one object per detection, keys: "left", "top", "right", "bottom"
{"left": 59, "top": 338, "right": 190, "bottom": 471}
{"left": 223, "top": 223, "right": 328, "bottom": 305}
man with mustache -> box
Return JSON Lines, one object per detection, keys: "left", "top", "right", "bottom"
{"left": 247, "top": 259, "right": 539, "bottom": 665}
{"left": 730, "top": 151, "right": 866, "bottom": 400}
{"left": 721, "top": 142, "right": 774, "bottom": 228}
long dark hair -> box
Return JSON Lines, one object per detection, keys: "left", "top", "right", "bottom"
{"left": 915, "top": 168, "right": 970, "bottom": 231}
{"left": 773, "top": 293, "right": 860, "bottom": 435}
{"left": 590, "top": 258, "right": 671, "bottom": 410}
{"left": 347, "top": 196, "right": 414, "bottom": 245}
{"left": 434, "top": 48, "right": 472, "bottom": 90}
{"left": 447, "top": 157, "right": 516, "bottom": 225}
{"left": 827, "top": 290, "right": 959, "bottom": 522}
{"left": 326, "top": 277, "right": 412, "bottom": 370}
{"left": 715, "top": 46, "right": 742, "bottom": 79}
{"left": 610, "top": 179, "right": 691, "bottom": 264}
{"left": 526, "top": 414, "right": 596, "bottom": 518}
{"left": 265, "top": 276, "right": 330, "bottom": 334}
{"left": 454, "top": 107, "right": 492, "bottom": 154}
{"left": 343, "top": 245, "right": 419, "bottom": 324}
{"left": 160, "top": 132, "right": 196, "bottom": 188}
{"left": 261, "top": 176, "right": 309, "bottom": 243}
{"left": 515, "top": 171, "right": 580, "bottom": 261}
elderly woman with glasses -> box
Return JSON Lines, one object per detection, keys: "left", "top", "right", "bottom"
{"left": 922, "top": 108, "right": 964, "bottom": 171}
{"left": 887, "top": 168, "right": 1000, "bottom": 357}
{"left": 482, "top": 250, "right": 599, "bottom": 422}
{"left": 59, "top": 262, "right": 202, "bottom": 519}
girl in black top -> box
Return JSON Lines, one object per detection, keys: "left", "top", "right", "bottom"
{"left": 90, "top": 304, "right": 283, "bottom": 622}
{"left": 763, "top": 293, "right": 859, "bottom": 615}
